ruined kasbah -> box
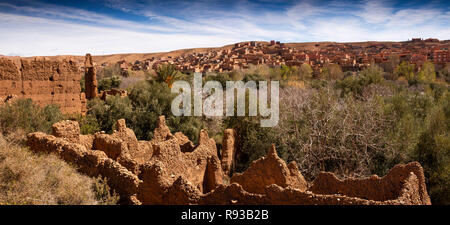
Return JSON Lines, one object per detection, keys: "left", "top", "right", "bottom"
{"left": 101, "top": 38, "right": 449, "bottom": 75}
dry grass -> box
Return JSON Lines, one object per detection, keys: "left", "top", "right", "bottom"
{"left": 285, "top": 80, "right": 306, "bottom": 89}
{"left": 0, "top": 134, "right": 118, "bottom": 205}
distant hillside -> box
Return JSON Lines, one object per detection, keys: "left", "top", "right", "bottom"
{"left": 2, "top": 39, "right": 447, "bottom": 66}
{"left": 88, "top": 41, "right": 401, "bottom": 65}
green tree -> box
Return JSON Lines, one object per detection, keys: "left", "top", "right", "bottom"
{"left": 394, "top": 61, "right": 415, "bottom": 81}
{"left": 299, "top": 63, "right": 313, "bottom": 80}
{"left": 437, "top": 63, "right": 450, "bottom": 82}
{"left": 88, "top": 80, "right": 204, "bottom": 142}
{"left": 360, "top": 64, "right": 384, "bottom": 83}
{"left": 335, "top": 64, "right": 384, "bottom": 97}
{"left": 321, "top": 63, "right": 343, "bottom": 80}
{"left": 98, "top": 75, "right": 122, "bottom": 92}
{"left": 384, "top": 54, "right": 400, "bottom": 78}
{"left": 204, "top": 73, "right": 232, "bottom": 87}
{"left": 223, "top": 115, "right": 280, "bottom": 172}
{"left": 411, "top": 92, "right": 450, "bottom": 204}
{"left": 87, "top": 95, "right": 133, "bottom": 133}
{"left": 417, "top": 61, "right": 436, "bottom": 83}
{"left": 74, "top": 114, "right": 100, "bottom": 135}
{"left": 279, "top": 65, "right": 298, "bottom": 80}
{"left": 127, "top": 81, "right": 203, "bottom": 142}
{"left": 155, "top": 64, "right": 185, "bottom": 88}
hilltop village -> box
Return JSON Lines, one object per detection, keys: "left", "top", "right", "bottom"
{"left": 99, "top": 38, "right": 449, "bottom": 75}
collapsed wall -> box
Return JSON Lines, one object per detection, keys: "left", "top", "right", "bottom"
{"left": 0, "top": 57, "right": 86, "bottom": 114}
{"left": 26, "top": 117, "right": 431, "bottom": 205}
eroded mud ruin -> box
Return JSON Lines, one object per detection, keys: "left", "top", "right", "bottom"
{"left": 0, "top": 57, "right": 86, "bottom": 114}
{"left": 27, "top": 117, "right": 431, "bottom": 205}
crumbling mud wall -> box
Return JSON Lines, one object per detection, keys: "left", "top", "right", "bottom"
{"left": 84, "top": 54, "right": 98, "bottom": 100}
{"left": 26, "top": 116, "right": 431, "bottom": 205}
{"left": 0, "top": 57, "right": 86, "bottom": 114}
{"left": 220, "top": 129, "right": 236, "bottom": 176}
{"left": 308, "top": 162, "right": 431, "bottom": 204}
{"left": 99, "top": 89, "right": 127, "bottom": 101}
{"left": 230, "top": 144, "right": 307, "bottom": 194}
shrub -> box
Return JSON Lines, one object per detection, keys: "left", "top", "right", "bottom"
{"left": 409, "top": 92, "right": 449, "bottom": 204}
{"left": 0, "top": 136, "right": 118, "bottom": 205}
{"left": 127, "top": 81, "right": 203, "bottom": 142}
{"left": 437, "top": 63, "right": 450, "bottom": 82}
{"left": 244, "top": 64, "right": 271, "bottom": 79}
{"left": 279, "top": 65, "right": 299, "bottom": 80}
{"left": 87, "top": 95, "right": 133, "bottom": 134}
{"left": 382, "top": 54, "right": 400, "bottom": 78}
{"left": 91, "top": 177, "right": 119, "bottom": 205}
{"left": 0, "top": 99, "right": 63, "bottom": 141}
{"left": 88, "top": 80, "right": 203, "bottom": 143}
{"left": 204, "top": 73, "right": 232, "bottom": 87}
{"left": 275, "top": 87, "right": 397, "bottom": 180}
{"left": 223, "top": 115, "right": 279, "bottom": 172}
{"left": 242, "top": 73, "right": 267, "bottom": 87}
{"left": 335, "top": 64, "right": 384, "bottom": 97}
{"left": 299, "top": 63, "right": 313, "bottom": 80}
{"left": 360, "top": 64, "right": 384, "bottom": 83}
{"left": 394, "top": 61, "right": 416, "bottom": 84}
{"left": 417, "top": 61, "right": 436, "bottom": 83}
{"left": 73, "top": 114, "right": 101, "bottom": 135}
{"left": 320, "top": 63, "right": 343, "bottom": 80}
{"left": 97, "top": 64, "right": 122, "bottom": 78}
{"left": 98, "top": 75, "right": 122, "bottom": 92}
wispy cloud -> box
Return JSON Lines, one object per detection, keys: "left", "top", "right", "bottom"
{"left": 0, "top": 12, "right": 241, "bottom": 56}
{"left": 0, "top": 0, "right": 448, "bottom": 56}
{"left": 356, "top": 0, "right": 394, "bottom": 24}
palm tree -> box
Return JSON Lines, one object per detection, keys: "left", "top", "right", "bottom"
{"left": 155, "top": 64, "right": 184, "bottom": 88}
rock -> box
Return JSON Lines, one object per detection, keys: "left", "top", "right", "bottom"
{"left": 52, "top": 120, "right": 80, "bottom": 143}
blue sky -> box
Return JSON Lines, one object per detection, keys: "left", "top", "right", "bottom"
{"left": 0, "top": 0, "right": 449, "bottom": 56}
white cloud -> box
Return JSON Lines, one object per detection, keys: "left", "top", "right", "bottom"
{"left": 0, "top": 13, "right": 241, "bottom": 56}
{"left": 0, "top": 2, "right": 176, "bottom": 32}
{"left": 286, "top": 1, "right": 326, "bottom": 28}
{"left": 386, "top": 9, "right": 439, "bottom": 27}
{"left": 357, "top": 0, "right": 394, "bottom": 24}
{"left": 0, "top": 0, "right": 448, "bottom": 56}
